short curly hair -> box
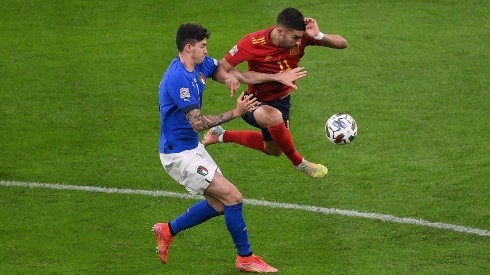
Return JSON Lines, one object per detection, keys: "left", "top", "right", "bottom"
{"left": 176, "top": 23, "right": 210, "bottom": 52}
{"left": 277, "top": 7, "right": 306, "bottom": 31}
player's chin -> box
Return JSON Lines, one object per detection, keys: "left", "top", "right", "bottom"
{"left": 196, "top": 57, "right": 205, "bottom": 64}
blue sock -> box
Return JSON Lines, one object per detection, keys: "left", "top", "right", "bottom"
{"left": 224, "top": 203, "right": 252, "bottom": 256}
{"left": 170, "top": 200, "right": 221, "bottom": 235}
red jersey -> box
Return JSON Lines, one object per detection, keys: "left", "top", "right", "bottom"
{"left": 224, "top": 26, "right": 322, "bottom": 102}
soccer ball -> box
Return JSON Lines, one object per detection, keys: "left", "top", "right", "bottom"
{"left": 325, "top": 113, "right": 358, "bottom": 145}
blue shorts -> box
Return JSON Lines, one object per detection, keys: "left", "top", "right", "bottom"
{"left": 241, "top": 95, "right": 291, "bottom": 141}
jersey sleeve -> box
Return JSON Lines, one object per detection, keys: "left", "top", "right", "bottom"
{"left": 224, "top": 36, "right": 255, "bottom": 67}
{"left": 165, "top": 72, "right": 199, "bottom": 113}
{"left": 201, "top": 56, "right": 219, "bottom": 78}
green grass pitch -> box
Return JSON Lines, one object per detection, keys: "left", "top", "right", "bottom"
{"left": 1, "top": 0, "right": 489, "bottom": 274}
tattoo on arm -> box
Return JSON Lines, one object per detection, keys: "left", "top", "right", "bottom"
{"left": 185, "top": 109, "right": 236, "bottom": 132}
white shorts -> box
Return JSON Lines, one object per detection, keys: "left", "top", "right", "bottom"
{"left": 159, "top": 143, "right": 221, "bottom": 195}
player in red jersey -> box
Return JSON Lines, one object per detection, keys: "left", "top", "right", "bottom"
{"left": 202, "top": 7, "right": 348, "bottom": 177}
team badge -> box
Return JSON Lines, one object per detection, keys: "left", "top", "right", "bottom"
{"left": 197, "top": 166, "right": 208, "bottom": 176}
{"left": 229, "top": 45, "right": 238, "bottom": 56}
{"left": 290, "top": 45, "right": 299, "bottom": 56}
{"left": 197, "top": 72, "right": 206, "bottom": 85}
{"left": 180, "top": 87, "right": 190, "bottom": 101}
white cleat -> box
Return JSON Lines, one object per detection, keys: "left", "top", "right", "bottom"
{"left": 202, "top": 126, "right": 225, "bottom": 146}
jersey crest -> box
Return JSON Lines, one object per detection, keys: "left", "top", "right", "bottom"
{"left": 197, "top": 165, "right": 208, "bottom": 176}
{"left": 290, "top": 45, "right": 300, "bottom": 56}
{"left": 197, "top": 72, "right": 206, "bottom": 85}
{"left": 180, "top": 87, "right": 190, "bottom": 101}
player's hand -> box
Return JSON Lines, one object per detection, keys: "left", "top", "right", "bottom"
{"left": 233, "top": 92, "right": 260, "bottom": 116}
{"left": 224, "top": 75, "right": 241, "bottom": 96}
{"left": 275, "top": 67, "right": 307, "bottom": 89}
{"left": 304, "top": 17, "right": 321, "bottom": 39}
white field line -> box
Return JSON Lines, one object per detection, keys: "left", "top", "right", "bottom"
{"left": 1, "top": 180, "right": 489, "bottom": 237}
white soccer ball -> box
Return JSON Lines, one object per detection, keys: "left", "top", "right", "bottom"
{"left": 325, "top": 113, "right": 358, "bottom": 145}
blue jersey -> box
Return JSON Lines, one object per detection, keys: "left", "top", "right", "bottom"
{"left": 158, "top": 56, "right": 219, "bottom": 154}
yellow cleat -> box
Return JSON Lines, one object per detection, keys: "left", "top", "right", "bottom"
{"left": 295, "top": 159, "right": 328, "bottom": 178}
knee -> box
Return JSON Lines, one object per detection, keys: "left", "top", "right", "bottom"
{"left": 268, "top": 114, "right": 284, "bottom": 126}
{"left": 255, "top": 106, "right": 284, "bottom": 127}
{"left": 226, "top": 189, "right": 243, "bottom": 205}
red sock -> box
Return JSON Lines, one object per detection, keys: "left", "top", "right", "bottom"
{"left": 268, "top": 123, "right": 303, "bottom": 166}
{"left": 223, "top": 130, "right": 266, "bottom": 153}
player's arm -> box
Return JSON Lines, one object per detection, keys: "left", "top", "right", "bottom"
{"left": 213, "top": 63, "right": 241, "bottom": 95}
{"left": 185, "top": 92, "right": 258, "bottom": 132}
{"left": 320, "top": 33, "right": 348, "bottom": 49}
{"left": 220, "top": 58, "right": 307, "bottom": 92}
{"left": 304, "top": 17, "right": 348, "bottom": 49}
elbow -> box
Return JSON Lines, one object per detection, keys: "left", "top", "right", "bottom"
{"left": 333, "top": 37, "right": 348, "bottom": 49}
{"left": 192, "top": 125, "right": 204, "bottom": 133}
{"left": 339, "top": 39, "right": 348, "bottom": 49}
{"left": 324, "top": 39, "right": 348, "bottom": 49}
{"left": 188, "top": 120, "right": 205, "bottom": 133}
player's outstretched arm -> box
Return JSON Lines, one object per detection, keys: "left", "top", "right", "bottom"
{"left": 213, "top": 63, "right": 241, "bottom": 94}
{"left": 321, "top": 34, "right": 348, "bottom": 49}
{"left": 185, "top": 92, "right": 258, "bottom": 132}
{"left": 304, "top": 17, "right": 348, "bottom": 49}
{"left": 220, "top": 59, "right": 307, "bottom": 93}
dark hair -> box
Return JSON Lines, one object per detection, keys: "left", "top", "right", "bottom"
{"left": 176, "top": 23, "right": 210, "bottom": 52}
{"left": 276, "top": 7, "right": 306, "bottom": 31}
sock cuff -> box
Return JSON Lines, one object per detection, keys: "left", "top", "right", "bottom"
{"left": 204, "top": 200, "right": 220, "bottom": 215}
{"left": 218, "top": 131, "right": 225, "bottom": 143}
{"left": 224, "top": 202, "right": 243, "bottom": 211}
{"left": 268, "top": 122, "right": 288, "bottom": 134}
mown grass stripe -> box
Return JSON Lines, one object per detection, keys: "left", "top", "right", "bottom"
{"left": 1, "top": 180, "right": 488, "bottom": 237}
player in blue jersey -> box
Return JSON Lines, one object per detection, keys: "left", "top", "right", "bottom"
{"left": 152, "top": 23, "right": 305, "bottom": 273}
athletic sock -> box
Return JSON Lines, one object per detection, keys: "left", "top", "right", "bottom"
{"left": 170, "top": 200, "right": 221, "bottom": 235}
{"left": 224, "top": 203, "right": 252, "bottom": 256}
{"left": 268, "top": 122, "right": 303, "bottom": 166}
{"left": 223, "top": 130, "right": 266, "bottom": 153}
